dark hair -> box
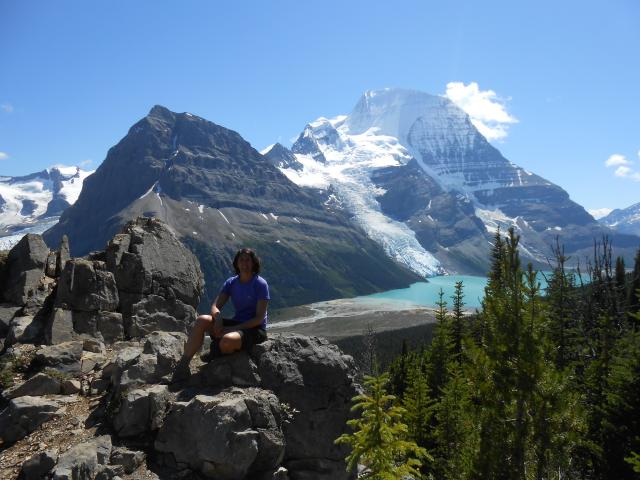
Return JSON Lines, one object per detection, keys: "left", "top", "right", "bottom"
{"left": 233, "top": 248, "right": 261, "bottom": 275}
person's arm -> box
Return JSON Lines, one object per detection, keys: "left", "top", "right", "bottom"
{"left": 223, "top": 299, "right": 268, "bottom": 331}
{"left": 211, "top": 292, "right": 229, "bottom": 337}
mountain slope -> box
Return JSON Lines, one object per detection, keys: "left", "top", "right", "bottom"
{"left": 600, "top": 202, "right": 640, "bottom": 237}
{"left": 43, "top": 106, "right": 420, "bottom": 309}
{"left": 272, "top": 88, "right": 638, "bottom": 273}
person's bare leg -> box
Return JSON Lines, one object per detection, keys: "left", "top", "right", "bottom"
{"left": 183, "top": 315, "right": 214, "bottom": 360}
{"left": 173, "top": 315, "right": 213, "bottom": 382}
{"left": 219, "top": 331, "right": 243, "bottom": 354}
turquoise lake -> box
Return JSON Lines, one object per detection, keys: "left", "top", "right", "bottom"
{"left": 364, "top": 273, "right": 551, "bottom": 310}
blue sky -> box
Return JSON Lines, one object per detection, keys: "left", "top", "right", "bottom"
{"left": 1, "top": 0, "right": 638, "bottom": 214}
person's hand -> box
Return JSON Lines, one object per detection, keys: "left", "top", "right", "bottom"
{"left": 212, "top": 314, "right": 223, "bottom": 338}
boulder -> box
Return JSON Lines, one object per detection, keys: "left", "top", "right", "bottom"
{"left": 0, "top": 303, "right": 21, "bottom": 337}
{"left": 155, "top": 390, "right": 284, "bottom": 479}
{"left": 56, "top": 235, "right": 70, "bottom": 276}
{"left": 45, "top": 251, "right": 57, "bottom": 277}
{"left": 51, "top": 435, "right": 112, "bottom": 480}
{"left": 101, "top": 345, "right": 143, "bottom": 385}
{"left": 251, "top": 335, "right": 358, "bottom": 467}
{"left": 46, "top": 308, "right": 75, "bottom": 344}
{"left": 126, "top": 294, "right": 196, "bottom": 337}
{"left": 73, "top": 310, "right": 124, "bottom": 344}
{"left": 111, "top": 384, "right": 171, "bottom": 438}
{"left": 0, "top": 396, "right": 61, "bottom": 446}
{"left": 116, "top": 332, "right": 185, "bottom": 387}
{"left": 61, "top": 379, "right": 81, "bottom": 394}
{"left": 109, "top": 217, "right": 203, "bottom": 308}
{"left": 20, "top": 449, "right": 59, "bottom": 480}
{"left": 198, "top": 350, "right": 261, "bottom": 387}
{"left": 4, "top": 372, "right": 61, "bottom": 398}
{"left": 1, "top": 234, "right": 49, "bottom": 305}
{"left": 109, "top": 446, "right": 146, "bottom": 474}
{"left": 83, "top": 337, "right": 106, "bottom": 354}
{"left": 81, "top": 351, "right": 106, "bottom": 374}
{"left": 33, "top": 341, "right": 83, "bottom": 374}
{"left": 56, "top": 259, "right": 119, "bottom": 312}
{"left": 5, "top": 315, "right": 43, "bottom": 345}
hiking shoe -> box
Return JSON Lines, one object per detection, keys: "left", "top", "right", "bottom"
{"left": 171, "top": 358, "right": 191, "bottom": 383}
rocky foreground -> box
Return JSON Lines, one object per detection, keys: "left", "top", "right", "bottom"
{"left": 0, "top": 218, "right": 359, "bottom": 479}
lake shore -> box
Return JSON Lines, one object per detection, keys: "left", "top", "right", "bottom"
{"left": 268, "top": 297, "right": 438, "bottom": 341}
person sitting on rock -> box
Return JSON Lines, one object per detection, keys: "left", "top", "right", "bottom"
{"left": 174, "top": 248, "right": 269, "bottom": 380}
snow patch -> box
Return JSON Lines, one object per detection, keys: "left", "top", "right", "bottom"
{"left": 218, "top": 210, "right": 230, "bottom": 224}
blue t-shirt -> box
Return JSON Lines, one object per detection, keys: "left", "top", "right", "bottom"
{"left": 220, "top": 274, "right": 270, "bottom": 327}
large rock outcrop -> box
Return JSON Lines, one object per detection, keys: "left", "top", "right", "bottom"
{"left": 0, "top": 218, "right": 359, "bottom": 480}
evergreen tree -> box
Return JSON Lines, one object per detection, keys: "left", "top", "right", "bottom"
{"left": 428, "top": 289, "right": 452, "bottom": 399}
{"left": 545, "top": 239, "right": 580, "bottom": 370}
{"left": 601, "top": 327, "right": 640, "bottom": 478}
{"left": 336, "top": 373, "right": 430, "bottom": 479}
{"left": 402, "top": 356, "right": 433, "bottom": 449}
{"left": 451, "top": 280, "right": 466, "bottom": 364}
{"left": 628, "top": 249, "right": 640, "bottom": 320}
{"left": 471, "top": 228, "right": 585, "bottom": 479}
{"left": 432, "top": 364, "right": 477, "bottom": 479}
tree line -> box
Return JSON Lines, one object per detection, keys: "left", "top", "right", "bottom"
{"left": 337, "top": 228, "right": 640, "bottom": 479}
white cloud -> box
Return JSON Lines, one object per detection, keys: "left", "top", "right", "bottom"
{"left": 605, "top": 154, "right": 631, "bottom": 167}
{"left": 444, "top": 82, "right": 518, "bottom": 141}
{"left": 588, "top": 208, "right": 613, "bottom": 220}
{"left": 80, "top": 159, "right": 93, "bottom": 167}
{"left": 1, "top": 104, "right": 13, "bottom": 113}
{"left": 606, "top": 151, "right": 640, "bottom": 182}
{"left": 0, "top": 152, "right": 9, "bottom": 160}
{"left": 615, "top": 165, "right": 632, "bottom": 177}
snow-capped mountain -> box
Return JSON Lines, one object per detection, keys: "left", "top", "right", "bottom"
{"left": 0, "top": 166, "right": 93, "bottom": 249}
{"left": 600, "top": 202, "right": 640, "bottom": 237}
{"left": 43, "top": 106, "right": 420, "bottom": 310}
{"left": 268, "top": 88, "right": 638, "bottom": 275}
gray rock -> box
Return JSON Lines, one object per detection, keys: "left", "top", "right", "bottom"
{"left": 105, "top": 233, "right": 130, "bottom": 272}
{"left": 286, "top": 458, "right": 351, "bottom": 480}
{"left": 4, "top": 372, "right": 61, "bottom": 398}
{"left": 83, "top": 337, "right": 106, "bottom": 354}
{"left": 20, "top": 449, "right": 58, "bottom": 480}
{"left": 101, "top": 346, "right": 143, "bottom": 385}
{"left": 126, "top": 295, "right": 196, "bottom": 338}
{"left": 45, "top": 251, "right": 57, "bottom": 277}
{"left": 90, "top": 378, "right": 110, "bottom": 395}
{"left": 252, "top": 334, "right": 358, "bottom": 464}
{"left": 111, "top": 218, "right": 203, "bottom": 308}
{"left": 97, "top": 311, "right": 124, "bottom": 343}
{"left": 56, "top": 259, "right": 119, "bottom": 312}
{"left": 117, "top": 332, "right": 185, "bottom": 387}
{"left": 61, "top": 379, "right": 81, "bottom": 394}
{"left": 2, "top": 234, "right": 49, "bottom": 305}
{"left": 73, "top": 310, "right": 124, "bottom": 344}
{"left": 95, "top": 464, "right": 125, "bottom": 480}
{"left": 198, "top": 350, "right": 261, "bottom": 387}
{"left": 56, "top": 235, "right": 70, "bottom": 276}
{"left": 47, "top": 308, "right": 76, "bottom": 344}
{"left": 0, "top": 396, "right": 61, "bottom": 446}
{"left": 52, "top": 435, "right": 112, "bottom": 480}
{"left": 5, "top": 315, "right": 42, "bottom": 345}
{"left": 0, "top": 303, "right": 21, "bottom": 337}
{"left": 34, "top": 341, "right": 83, "bottom": 374}
{"left": 112, "top": 384, "right": 171, "bottom": 437}
{"left": 155, "top": 390, "right": 284, "bottom": 479}
{"left": 109, "top": 446, "right": 146, "bottom": 474}
{"left": 81, "top": 351, "right": 106, "bottom": 373}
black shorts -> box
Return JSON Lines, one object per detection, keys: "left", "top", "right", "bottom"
{"left": 209, "top": 318, "right": 267, "bottom": 356}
